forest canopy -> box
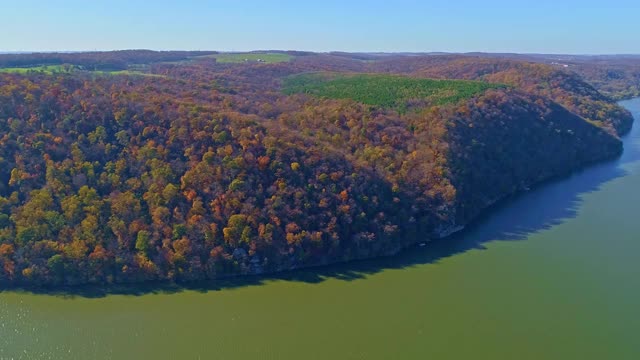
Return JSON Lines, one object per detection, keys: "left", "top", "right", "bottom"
{"left": 0, "top": 50, "right": 634, "bottom": 287}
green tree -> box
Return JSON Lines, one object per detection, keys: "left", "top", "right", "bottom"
{"left": 135, "top": 230, "right": 152, "bottom": 256}
{"left": 47, "top": 254, "right": 65, "bottom": 279}
{"left": 223, "top": 214, "right": 251, "bottom": 246}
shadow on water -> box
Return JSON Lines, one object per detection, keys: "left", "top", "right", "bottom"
{"left": 4, "top": 101, "right": 640, "bottom": 299}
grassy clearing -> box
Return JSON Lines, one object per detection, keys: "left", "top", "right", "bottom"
{"left": 283, "top": 72, "right": 504, "bottom": 109}
{"left": 0, "top": 65, "right": 164, "bottom": 78}
{"left": 213, "top": 52, "right": 293, "bottom": 64}
{"left": 0, "top": 65, "right": 76, "bottom": 74}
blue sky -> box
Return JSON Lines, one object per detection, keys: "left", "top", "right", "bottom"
{"left": 2, "top": 0, "right": 639, "bottom": 54}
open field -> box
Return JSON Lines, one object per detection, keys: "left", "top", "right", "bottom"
{"left": 212, "top": 52, "right": 293, "bottom": 63}
{"left": 0, "top": 65, "right": 75, "bottom": 74}
{"left": 283, "top": 72, "right": 504, "bottom": 109}
{"left": 0, "top": 65, "right": 163, "bottom": 78}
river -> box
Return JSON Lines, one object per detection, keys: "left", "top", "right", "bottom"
{"left": 1, "top": 98, "right": 639, "bottom": 359}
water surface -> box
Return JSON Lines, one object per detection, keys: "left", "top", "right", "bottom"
{"left": 2, "top": 99, "right": 640, "bottom": 359}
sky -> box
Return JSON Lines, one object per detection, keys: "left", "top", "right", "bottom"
{"left": 1, "top": 0, "right": 639, "bottom": 54}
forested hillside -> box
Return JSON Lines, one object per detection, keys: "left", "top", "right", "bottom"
{"left": 0, "top": 51, "right": 633, "bottom": 286}
{"left": 369, "top": 57, "right": 634, "bottom": 135}
{"left": 563, "top": 60, "right": 640, "bottom": 101}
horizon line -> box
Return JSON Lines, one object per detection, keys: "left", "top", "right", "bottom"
{"left": 1, "top": 49, "right": 640, "bottom": 57}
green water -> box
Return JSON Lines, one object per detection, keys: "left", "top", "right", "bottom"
{"left": 2, "top": 99, "right": 640, "bottom": 360}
